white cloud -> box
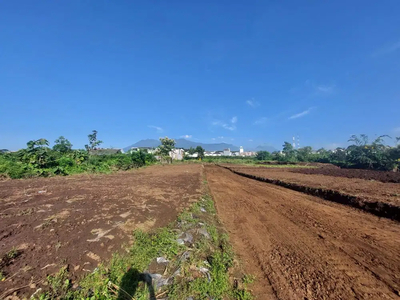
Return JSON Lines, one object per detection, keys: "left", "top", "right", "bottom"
{"left": 248, "top": 139, "right": 253, "bottom": 142}
{"left": 223, "top": 125, "right": 236, "bottom": 130}
{"left": 218, "top": 136, "right": 224, "bottom": 139}
{"left": 253, "top": 117, "right": 268, "bottom": 125}
{"left": 211, "top": 138, "right": 216, "bottom": 141}
{"left": 246, "top": 99, "right": 260, "bottom": 108}
{"left": 288, "top": 108, "right": 313, "bottom": 120}
{"left": 212, "top": 117, "right": 237, "bottom": 131}
{"left": 393, "top": 127, "right": 400, "bottom": 134}
{"left": 180, "top": 135, "right": 192, "bottom": 139}
{"left": 148, "top": 125, "right": 163, "bottom": 132}
{"left": 373, "top": 41, "right": 400, "bottom": 56}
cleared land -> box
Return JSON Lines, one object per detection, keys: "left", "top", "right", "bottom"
{"left": 206, "top": 165, "right": 400, "bottom": 299}
{"left": 0, "top": 164, "right": 202, "bottom": 297}
{"left": 223, "top": 164, "right": 400, "bottom": 220}
{"left": 291, "top": 167, "right": 400, "bottom": 183}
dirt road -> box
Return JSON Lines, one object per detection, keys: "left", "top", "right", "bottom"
{"left": 205, "top": 165, "right": 400, "bottom": 299}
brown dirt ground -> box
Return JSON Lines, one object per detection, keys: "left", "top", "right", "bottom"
{"left": 291, "top": 167, "right": 400, "bottom": 183}
{"left": 225, "top": 165, "right": 400, "bottom": 207}
{"left": 0, "top": 164, "right": 202, "bottom": 298}
{"left": 205, "top": 165, "right": 400, "bottom": 299}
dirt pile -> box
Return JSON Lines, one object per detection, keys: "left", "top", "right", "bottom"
{"left": 291, "top": 167, "right": 400, "bottom": 183}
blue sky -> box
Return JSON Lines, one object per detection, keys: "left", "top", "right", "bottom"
{"left": 1, "top": 0, "right": 400, "bottom": 151}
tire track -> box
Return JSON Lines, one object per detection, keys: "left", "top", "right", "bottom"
{"left": 205, "top": 165, "right": 400, "bottom": 299}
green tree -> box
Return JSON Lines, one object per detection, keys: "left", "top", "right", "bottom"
{"left": 53, "top": 136, "right": 73, "bottom": 153}
{"left": 195, "top": 146, "right": 205, "bottom": 159}
{"left": 157, "top": 137, "right": 175, "bottom": 163}
{"left": 188, "top": 147, "right": 196, "bottom": 155}
{"left": 329, "top": 147, "right": 347, "bottom": 164}
{"left": 21, "top": 138, "right": 53, "bottom": 170}
{"left": 297, "top": 146, "right": 313, "bottom": 162}
{"left": 85, "top": 130, "right": 103, "bottom": 151}
{"left": 346, "top": 134, "right": 391, "bottom": 169}
{"left": 255, "top": 151, "right": 271, "bottom": 161}
{"left": 282, "top": 142, "right": 296, "bottom": 161}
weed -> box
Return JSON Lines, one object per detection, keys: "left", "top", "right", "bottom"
{"left": 242, "top": 274, "right": 256, "bottom": 285}
{"left": 17, "top": 208, "right": 34, "bottom": 216}
{"left": 7, "top": 247, "right": 18, "bottom": 259}
{"left": 0, "top": 270, "right": 5, "bottom": 281}
{"left": 55, "top": 242, "right": 62, "bottom": 251}
{"left": 233, "top": 289, "right": 254, "bottom": 300}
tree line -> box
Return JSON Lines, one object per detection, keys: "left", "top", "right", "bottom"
{"left": 0, "top": 130, "right": 156, "bottom": 179}
{"left": 256, "top": 134, "right": 400, "bottom": 171}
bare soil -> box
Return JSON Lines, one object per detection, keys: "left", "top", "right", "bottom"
{"left": 205, "top": 165, "right": 400, "bottom": 299}
{"left": 0, "top": 164, "right": 202, "bottom": 298}
{"left": 291, "top": 167, "right": 400, "bottom": 183}
{"left": 223, "top": 164, "right": 400, "bottom": 217}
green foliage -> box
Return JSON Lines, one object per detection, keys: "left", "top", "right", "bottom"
{"left": 263, "top": 134, "right": 400, "bottom": 171}
{"left": 157, "top": 137, "right": 175, "bottom": 157}
{"left": 85, "top": 130, "right": 103, "bottom": 151}
{"left": 195, "top": 146, "right": 205, "bottom": 159}
{"left": 282, "top": 142, "right": 296, "bottom": 161}
{"left": 255, "top": 151, "right": 271, "bottom": 161}
{"left": 188, "top": 147, "right": 196, "bottom": 154}
{"left": 53, "top": 136, "right": 72, "bottom": 153}
{"left": 0, "top": 135, "right": 155, "bottom": 179}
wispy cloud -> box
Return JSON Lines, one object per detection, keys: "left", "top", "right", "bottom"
{"left": 288, "top": 107, "right": 314, "bottom": 120}
{"left": 180, "top": 135, "right": 192, "bottom": 139}
{"left": 253, "top": 117, "right": 268, "bottom": 125}
{"left": 148, "top": 125, "right": 163, "bottom": 132}
{"left": 316, "top": 84, "right": 335, "bottom": 94}
{"left": 373, "top": 41, "right": 400, "bottom": 56}
{"left": 291, "top": 80, "right": 335, "bottom": 96}
{"left": 248, "top": 139, "right": 253, "bottom": 142}
{"left": 212, "top": 116, "right": 237, "bottom": 131}
{"left": 246, "top": 99, "right": 260, "bottom": 108}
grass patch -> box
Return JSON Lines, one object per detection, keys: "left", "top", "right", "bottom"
{"left": 33, "top": 194, "right": 253, "bottom": 300}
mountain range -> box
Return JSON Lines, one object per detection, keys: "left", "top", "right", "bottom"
{"left": 124, "top": 139, "right": 277, "bottom": 152}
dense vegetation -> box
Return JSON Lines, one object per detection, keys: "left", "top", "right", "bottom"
{"left": 0, "top": 131, "right": 156, "bottom": 179}
{"left": 257, "top": 134, "right": 400, "bottom": 171}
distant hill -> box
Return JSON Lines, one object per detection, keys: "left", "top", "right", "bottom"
{"left": 124, "top": 138, "right": 240, "bottom": 152}
{"left": 254, "top": 144, "right": 277, "bottom": 153}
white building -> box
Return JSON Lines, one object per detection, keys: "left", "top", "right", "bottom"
{"left": 130, "top": 147, "right": 157, "bottom": 154}
{"left": 239, "top": 146, "right": 244, "bottom": 154}
{"left": 169, "top": 149, "right": 185, "bottom": 160}
{"left": 223, "top": 148, "right": 231, "bottom": 156}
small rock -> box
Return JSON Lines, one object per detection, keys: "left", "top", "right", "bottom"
{"left": 157, "top": 257, "right": 169, "bottom": 264}
{"left": 198, "top": 228, "right": 210, "bottom": 239}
